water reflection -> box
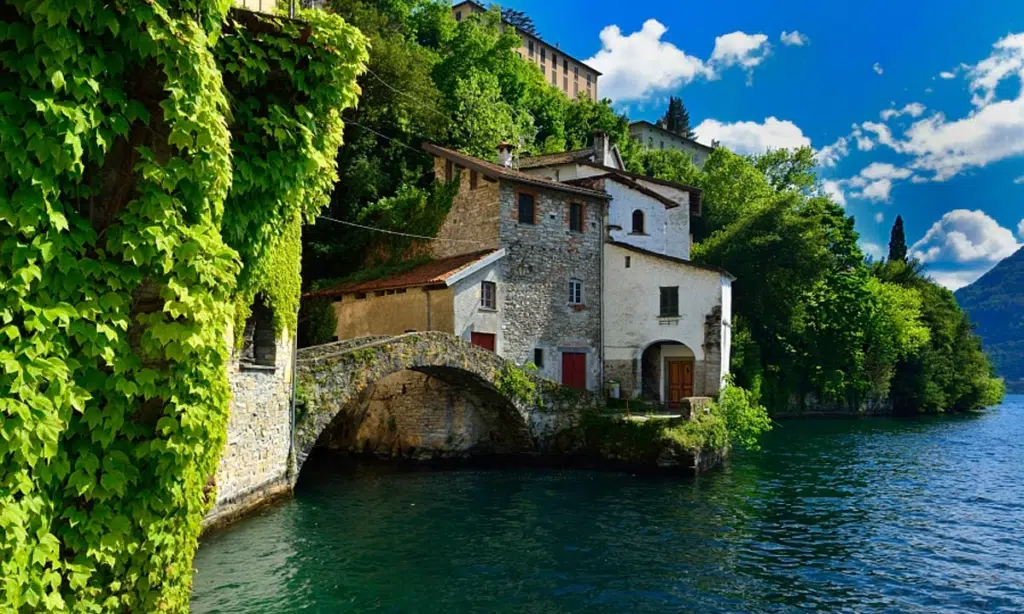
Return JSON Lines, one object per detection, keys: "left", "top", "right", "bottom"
{"left": 193, "top": 397, "right": 1024, "bottom": 613}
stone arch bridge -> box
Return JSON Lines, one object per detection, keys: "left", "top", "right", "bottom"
{"left": 295, "top": 332, "right": 594, "bottom": 472}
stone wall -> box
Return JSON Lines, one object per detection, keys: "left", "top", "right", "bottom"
{"left": 295, "top": 332, "right": 596, "bottom": 471}
{"left": 316, "top": 371, "right": 530, "bottom": 460}
{"left": 205, "top": 330, "right": 295, "bottom": 529}
{"left": 430, "top": 158, "right": 501, "bottom": 260}
{"left": 497, "top": 183, "right": 605, "bottom": 390}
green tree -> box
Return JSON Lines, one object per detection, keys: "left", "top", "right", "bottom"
{"left": 501, "top": 8, "right": 538, "bottom": 35}
{"left": 661, "top": 96, "right": 695, "bottom": 139}
{"left": 0, "top": 3, "right": 367, "bottom": 609}
{"left": 889, "top": 214, "right": 908, "bottom": 261}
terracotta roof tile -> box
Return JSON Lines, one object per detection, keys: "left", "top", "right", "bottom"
{"left": 423, "top": 143, "right": 610, "bottom": 200}
{"left": 308, "top": 249, "right": 499, "bottom": 297}
{"left": 517, "top": 148, "right": 596, "bottom": 169}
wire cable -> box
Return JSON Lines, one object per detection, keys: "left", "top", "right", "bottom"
{"left": 316, "top": 215, "right": 485, "bottom": 245}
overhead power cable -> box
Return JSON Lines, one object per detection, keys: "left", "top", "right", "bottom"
{"left": 315, "top": 215, "right": 483, "bottom": 244}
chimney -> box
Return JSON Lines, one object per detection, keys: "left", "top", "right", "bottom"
{"left": 497, "top": 142, "right": 515, "bottom": 168}
{"left": 592, "top": 130, "right": 610, "bottom": 166}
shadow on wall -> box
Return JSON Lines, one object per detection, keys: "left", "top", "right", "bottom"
{"left": 312, "top": 369, "right": 532, "bottom": 462}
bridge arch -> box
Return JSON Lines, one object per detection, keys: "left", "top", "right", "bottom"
{"left": 295, "top": 333, "right": 548, "bottom": 473}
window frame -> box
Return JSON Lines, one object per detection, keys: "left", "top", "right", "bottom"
{"left": 631, "top": 209, "right": 645, "bottom": 234}
{"left": 480, "top": 280, "right": 497, "bottom": 310}
{"left": 569, "top": 202, "right": 584, "bottom": 233}
{"left": 516, "top": 190, "right": 537, "bottom": 225}
{"left": 569, "top": 279, "right": 584, "bottom": 306}
{"left": 659, "top": 286, "right": 680, "bottom": 317}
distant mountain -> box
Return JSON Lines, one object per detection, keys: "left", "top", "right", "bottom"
{"left": 955, "top": 247, "right": 1024, "bottom": 393}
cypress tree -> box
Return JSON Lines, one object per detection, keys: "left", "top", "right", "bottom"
{"left": 889, "top": 215, "right": 908, "bottom": 262}
{"left": 661, "top": 96, "right": 696, "bottom": 139}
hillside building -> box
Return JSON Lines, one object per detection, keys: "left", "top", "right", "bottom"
{"left": 452, "top": 1, "right": 600, "bottom": 101}
{"left": 629, "top": 120, "right": 715, "bottom": 168}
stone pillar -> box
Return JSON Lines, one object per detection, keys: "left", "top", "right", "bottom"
{"left": 701, "top": 306, "right": 723, "bottom": 396}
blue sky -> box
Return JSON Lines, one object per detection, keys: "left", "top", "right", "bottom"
{"left": 507, "top": 0, "right": 1024, "bottom": 289}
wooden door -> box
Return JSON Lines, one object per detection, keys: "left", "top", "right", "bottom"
{"left": 667, "top": 360, "right": 694, "bottom": 408}
{"left": 561, "top": 352, "right": 587, "bottom": 390}
{"left": 470, "top": 332, "right": 496, "bottom": 352}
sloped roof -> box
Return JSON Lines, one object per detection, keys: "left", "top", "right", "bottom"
{"left": 308, "top": 249, "right": 500, "bottom": 297}
{"left": 424, "top": 143, "right": 610, "bottom": 200}
{"left": 517, "top": 148, "right": 597, "bottom": 169}
{"left": 578, "top": 162, "right": 703, "bottom": 216}
{"left": 607, "top": 241, "right": 735, "bottom": 280}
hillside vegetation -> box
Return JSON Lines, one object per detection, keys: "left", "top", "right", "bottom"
{"left": 956, "top": 248, "right": 1024, "bottom": 393}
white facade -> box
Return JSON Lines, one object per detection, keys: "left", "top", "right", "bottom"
{"left": 451, "top": 258, "right": 504, "bottom": 353}
{"left": 603, "top": 243, "right": 732, "bottom": 401}
{"left": 605, "top": 180, "right": 691, "bottom": 261}
{"left": 629, "top": 121, "right": 714, "bottom": 169}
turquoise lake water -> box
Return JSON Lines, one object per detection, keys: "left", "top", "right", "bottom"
{"left": 192, "top": 395, "right": 1024, "bottom": 613}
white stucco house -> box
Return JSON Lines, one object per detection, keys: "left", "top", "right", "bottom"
{"left": 519, "top": 133, "right": 734, "bottom": 406}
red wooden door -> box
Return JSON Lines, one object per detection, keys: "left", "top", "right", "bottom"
{"left": 667, "top": 360, "right": 694, "bottom": 408}
{"left": 470, "top": 332, "right": 496, "bottom": 352}
{"left": 561, "top": 352, "right": 587, "bottom": 390}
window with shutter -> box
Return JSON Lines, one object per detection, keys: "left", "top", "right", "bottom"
{"left": 517, "top": 192, "right": 535, "bottom": 224}
{"left": 569, "top": 203, "right": 583, "bottom": 232}
{"left": 660, "top": 286, "right": 679, "bottom": 317}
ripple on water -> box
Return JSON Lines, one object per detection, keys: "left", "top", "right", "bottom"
{"left": 192, "top": 396, "right": 1024, "bottom": 613}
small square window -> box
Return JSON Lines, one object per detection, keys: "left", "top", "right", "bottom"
{"left": 481, "top": 281, "right": 496, "bottom": 310}
{"left": 569, "top": 203, "right": 583, "bottom": 232}
{"left": 660, "top": 286, "right": 680, "bottom": 317}
{"left": 517, "top": 192, "right": 535, "bottom": 224}
{"left": 625, "top": 256, "right": 631, "bottom": 268}
{"left": 533, "top": 348, "right": 544, "bottom": 368}
{"left": 569, "top": 279, "right": 583, "bottom": 306}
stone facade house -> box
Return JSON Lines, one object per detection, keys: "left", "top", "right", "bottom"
{"left": 517, "top": 136, "right": 733, "bottom": 406}
{"left": 318, "top": 135, "right": 732, "bottom": 405}
{"left": 318, "top": 143, "right": 609, "bottom": 391}
{"left": 451, "top": 0, "right": 600, "bottom": 101}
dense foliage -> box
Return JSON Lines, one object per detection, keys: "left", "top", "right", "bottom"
{"left": 955, "top": 247, "right": 1024, "bottom": 393}
{"left": 301, "top": 0, "right": 635, "bottom": 282}
{"left": 632, "top": 147, "right": 1002, "bottom": 415}
{"left": 0, "top": 2, "right": 366, "bottom": 609}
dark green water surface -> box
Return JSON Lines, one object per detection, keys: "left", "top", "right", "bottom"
{"left": 192, "top": 396, "right": 1024, "bottom": 613}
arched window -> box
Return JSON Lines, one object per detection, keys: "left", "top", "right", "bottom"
{"left": 631, "top": 210, "right": 645, "bottom": 234}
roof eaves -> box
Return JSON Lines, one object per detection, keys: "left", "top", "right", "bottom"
{"left": 424, "top": 143, "right": 610, "bottom": 200}
{"left": 607, "top": 241, "right": 736, "bottom": 280}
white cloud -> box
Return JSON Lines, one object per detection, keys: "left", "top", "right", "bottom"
{"left": 861, "top": 121, "right": 900, "bottom": 150}
{"left": 861, "top": 241, "right": 885, "bottom": 260}
{"left": 880, "top": 102, "right": 926, "bottom": 120}
{"left": 939, "top": 70, "right": 957, "bottom": 79}
{"left": 860, "top": 162, "right": 913, "bottom": 181}
{"left": 875, "top": 212, "right": 885, "bottom": 223}
{"left": 968, "top": 33, "right": 1024, "bottom": 107}
{"left": 910, "top": 209, "right": 1021, "bottom": 264}
{"left": 928, "top": 268, "right": 993, "bottom": 291}
{"left": 840, "top": 163, "right": 914, "bottom": 203}
{"left": 860, "top": 178, "right": 894, "bottom": 201}
{"left": 586, "top": 20, "right": 710, "bottom": 102}
{"left": 693, "top": 116, "right": 811, "bottom": 155}
{"left": 873, "top": 62, "right": 884, "bottom": 75}
{"left": 821, "top": 179, "right": 846, "bottom": 206}
{"left": 780, "top": 31, "right": 809, "bottom": 46}
{"left": 816, "top": 136, "right": 848, "bottom": 167}
{"left": 710, "top": 32, "right": 771, "bottom": 70}
{"left": 1015, "top": 176, "right": 1024, "bottom": 184}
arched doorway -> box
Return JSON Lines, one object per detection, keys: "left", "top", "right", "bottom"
{"left": 640, "top": 341, "right": 696, "bottom": 409}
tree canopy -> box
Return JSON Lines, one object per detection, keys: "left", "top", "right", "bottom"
{"left": 661, "top": 96, "right": 695, "bottom": 139}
